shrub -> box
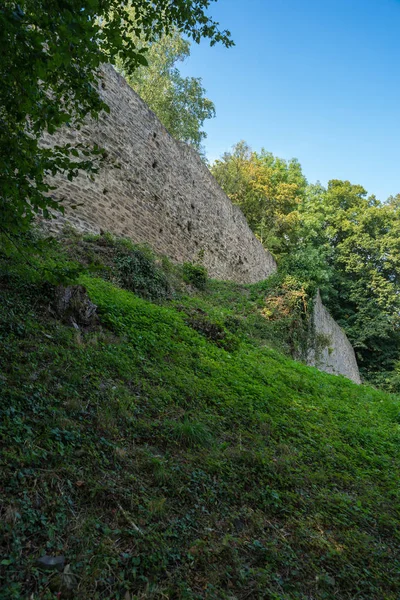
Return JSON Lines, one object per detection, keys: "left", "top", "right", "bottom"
{"left": 182, "top": 262, "right": 208, "bottom": 290}
{"left": 115, "top": 249, "right": 172, "bottom": 300}
{"left": 256, "top": 273, "right": 311, "bottom": 359}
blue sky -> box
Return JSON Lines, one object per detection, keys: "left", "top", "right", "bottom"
{"left": 179, "top": 0, "right": 400, "bottom": 200}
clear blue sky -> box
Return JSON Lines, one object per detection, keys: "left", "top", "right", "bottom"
{"left": 179, "top": 0, "right": 400, "bottom": 200}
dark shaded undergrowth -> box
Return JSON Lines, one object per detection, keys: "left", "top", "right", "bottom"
{"left": 0, "top": 230, "right": 399, "bottom": 599}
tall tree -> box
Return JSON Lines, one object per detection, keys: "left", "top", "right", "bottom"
{"left": 302, "top": 180, "right": 400, "bottom": 383}
{"left": 213, "top": 142, "right": 400, "bottom": 386}
{"left": 211, "top": 142, "right": 307, "bottom": 257}
{"left": 118, "top": 29, "right": 215, "bottom": 153}
{"left": 0, "top": 0, "right": 232, "bottom": 233}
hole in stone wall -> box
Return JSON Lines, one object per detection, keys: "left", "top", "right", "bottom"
{"left": 191, "top": 202, "right": 195, "bottom": 209}
{"left": 152, "top": 160, "right": 158, "bottom": 169}
{"left": 159, "top": 227, "right": 163, "bottom": 233}
{"left": 153, "top": 132, "right": 157, "bottom": 139}
{"left": 187, "top": 221, "right": 192, "bottom": 233}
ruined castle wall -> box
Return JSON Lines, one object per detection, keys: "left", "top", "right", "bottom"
{"left": 41, "top": 64, "right": 276, "bottom": 283}
{"left": 41, "top": 65, "right": 361, "bottom": 383}
{"left": 307, "top": 291, "right": 361, "bottom": 384}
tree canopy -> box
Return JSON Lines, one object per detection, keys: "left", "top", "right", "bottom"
{"left": 211, "top": 141, "right": 307, "bottom": 256}
{"left": 117, "top": 28, "right": 215, "bottom": 153}
{"left": 301, "top": 181, "right": 400, "bottom": 386}
{"left": 0, "top": 0, "right": 232, "bottom": 233}
{"left": 212, "top": 143, "right": 400, "bottom": 388}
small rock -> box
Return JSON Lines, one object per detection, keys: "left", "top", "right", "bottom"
{"left": 36, "top": 555, "right": 65, "bottom": 572}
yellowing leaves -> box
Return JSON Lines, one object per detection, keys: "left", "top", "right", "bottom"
{"left": 211, "top": 143, "right": 307, "bottom": 257}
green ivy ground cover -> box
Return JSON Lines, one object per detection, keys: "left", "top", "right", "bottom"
{"left": 0, "top": 233, "right": 399, "bottom": 599}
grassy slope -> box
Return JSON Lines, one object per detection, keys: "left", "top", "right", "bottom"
{"left": 1, "top": 233, "right": 400, "bottom": 600}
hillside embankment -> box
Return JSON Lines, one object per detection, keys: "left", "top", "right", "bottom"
{"left": 40, "top": 64, "right": 360, "bottom": 384}
{"left": 1, "top": 230, "right": 399, "bottom": 599}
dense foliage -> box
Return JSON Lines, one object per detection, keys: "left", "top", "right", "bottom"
{"left": 212, "top": 143, "right": 400, "bottom": 388}
{"left": 1, "top": 230, "right": 400, "bottom": 599}
{"left": 117, "top": 28, "right": 216, "bottom": 153}
{"left": 301, "top": 182, "right": 400, "bottom": 386}
{"left": 211, "top": 141, "right": 307, "bottom": 256}
{"left": 0, "top": 0, "right": 232, "bottom": 233}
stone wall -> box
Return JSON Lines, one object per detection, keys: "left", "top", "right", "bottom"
{"left": 41, "top": 65, "right": 361, "bottom": 383}
{"left": 307, "top": 291, "right": 361, "bottom": 384}
{"left": 41, "top": 64, "right": 276, "bottom": 284}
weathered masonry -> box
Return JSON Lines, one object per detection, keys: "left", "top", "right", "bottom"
{"left": 307, "top": 292, "right": 362, "bottom": 384}
{"left": 42, "top": 65, "right": 361, "bottom": 383}
{"left": 41, "top": 64, "right": 276, "bottom": 284}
